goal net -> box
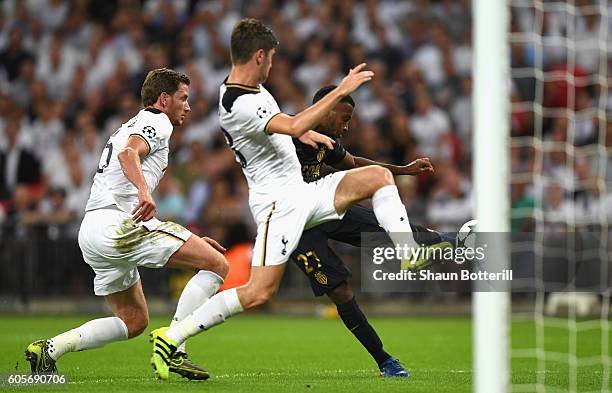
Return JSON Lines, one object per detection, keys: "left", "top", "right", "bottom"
{"left": 506, "top": 1, "right": 611, "bottom": 392}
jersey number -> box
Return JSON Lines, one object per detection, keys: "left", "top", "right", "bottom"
{"left": 221, "top": 128, "right": 247, "bottom": 168}
{"left": 97, "top": 142, "right": 113, "bottom": 173}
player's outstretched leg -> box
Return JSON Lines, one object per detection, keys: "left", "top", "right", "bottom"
{"left": 334, "top": 166, "right": 417, "bottom": 247}
{"left": 328, "top": 282, "right": 409, "bottom": 377}
{"left": 334, "top": 166, "right": 442, "bottom": 268}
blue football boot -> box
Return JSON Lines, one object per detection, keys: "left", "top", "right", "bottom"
{"left": 379, "top": 357, "right": 410, "bottom": 377}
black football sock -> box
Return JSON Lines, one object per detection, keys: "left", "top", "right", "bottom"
{"left": 336, "top": 297, "right": 391, "bottom": 366}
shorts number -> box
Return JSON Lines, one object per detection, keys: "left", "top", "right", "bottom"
{"left": 296, "top": 251, "right": 322, "bottom": 274}
{"left": 97, "top": 142, "right": 113, "bottom": 173}
{"left": 221, "top": 128, "right": 247, "bottom": 168}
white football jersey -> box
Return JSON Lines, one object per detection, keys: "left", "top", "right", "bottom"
{"left": 218, "top": 82, "right": 303, "bottom": 193}
{"left": 85, "top": 108, "right": 172, "bottom": 213}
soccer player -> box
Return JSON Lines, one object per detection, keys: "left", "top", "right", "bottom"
{"left": 149, "top": 18, "right": 432, "bottom": 380}
{"left": 25, "top": 68, "right": 226, "bottom": 380}
{"left": 291, "top": 85, "right": 459, "bottom": 377}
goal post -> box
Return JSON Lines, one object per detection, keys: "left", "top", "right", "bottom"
{"left": 473, "top": 1, "right": 511, "bottom": 393}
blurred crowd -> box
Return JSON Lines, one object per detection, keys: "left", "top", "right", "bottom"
{"left": 510, "top": 0, "right": 612, "bottom": 231}
{"left": 0, "top": 0, "right": 610, "bottom": 250}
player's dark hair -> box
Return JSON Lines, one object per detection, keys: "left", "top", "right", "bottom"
{"left": 230, "top": 18, "right": 279, "bottom": 65}
{"left": 140, "top": 68, "right": 190, "bottom": 107}
{"left": 312, "top": 85, "right": 355, "bottom": 107}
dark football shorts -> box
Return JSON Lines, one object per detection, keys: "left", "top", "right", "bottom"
{"left": 290, "top": 205, "right": 389, "bottom": 296}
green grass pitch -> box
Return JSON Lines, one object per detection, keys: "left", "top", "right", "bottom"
{"left": 1, "top": 315, "right": 610, "bottom": 392}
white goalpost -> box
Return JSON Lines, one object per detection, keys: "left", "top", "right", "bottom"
{"left": 473, "top": 1, "right": 511, "bottom": 393}
{"left": 473, "top": 1, "right": 611, "bottom": 392}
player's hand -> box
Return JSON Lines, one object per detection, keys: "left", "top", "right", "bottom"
{"left": 132, "top": 188, "right": 156, "bottom": 223}
{"left": 299, "top": 130, "right": 335, "bottom": 150}
{"left": 202, "top": 236, "right": 227, "bottom": 254}
{"left": 337, "top": 63, "right": 374, "bottom": 96}
{"left": 402, "top": 157, "right": 434, "bottom": 175}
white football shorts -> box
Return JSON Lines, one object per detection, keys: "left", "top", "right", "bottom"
{"left": 78, "top": 207, "right": 192, "bottom": 296}
{"left": 249, "top": 171, "right": 347, "bottom": 267}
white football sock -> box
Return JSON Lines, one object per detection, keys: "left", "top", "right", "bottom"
{"left": 372, "top": 185, "right": 418, "bottom": 249}
{"left": 170, "top": 270, "right": 223, "bottom": 353}
{"left": 166, "top": 288, "right": 243, "bottom": 345}
{"left": 47, "top": 317, "right": 128, "bottom": 360}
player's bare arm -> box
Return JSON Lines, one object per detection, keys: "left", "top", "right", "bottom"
{"left": 333, "top": 152, "right": 434, "bottom": 176}
{"left": 117, "top": 136, "right": 156, "bottom": 223}
{"left": 266, "top": 64, "right": 374, "bottom": 139}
